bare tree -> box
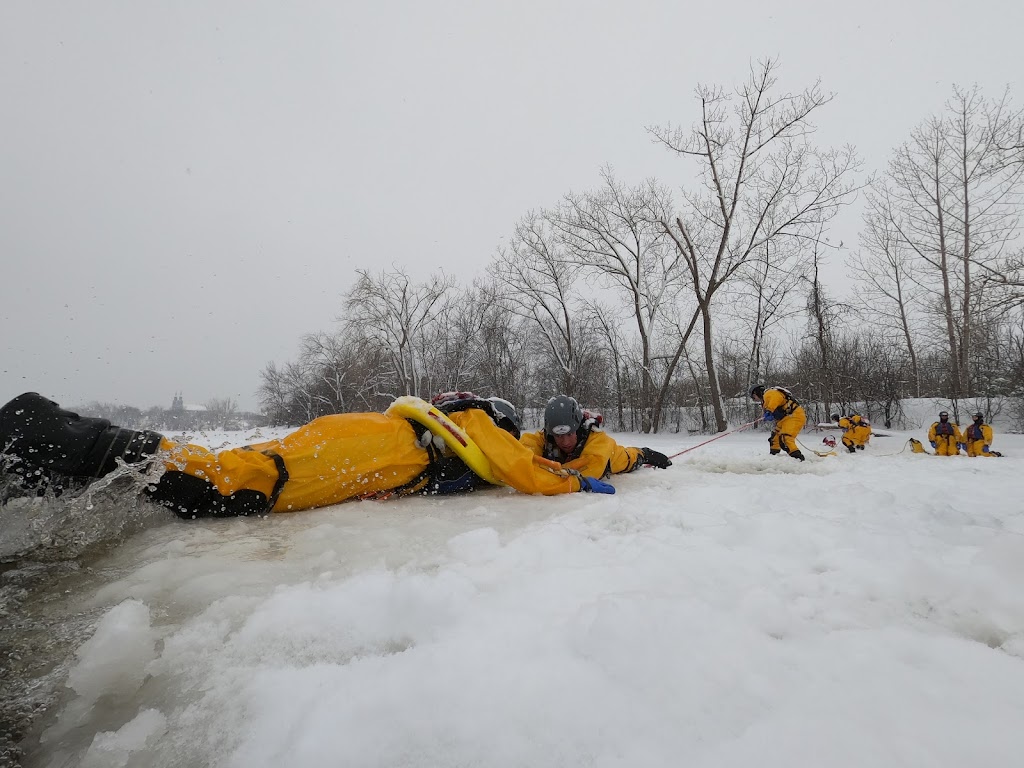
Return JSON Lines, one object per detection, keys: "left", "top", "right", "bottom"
{"left": 468, "top": 278, "right": 534, "bottom": 405}
{"left": 586, "top": 301, "right": 629, "bottom": 429}
{"left": 204, "top": 397, "right": 238, "bottom": 430}
{"left": 549, "top": 170, "right": 685, "bottom": 431}
{"left": 851, "top": 184, "right": 924, "bottom": 396}
{"left": 652, "top": 59, "right": 860, "bottom": 430}
{"left": 345, "top": 268, "right": 454, "bottom": 399}
{"left": 883, "top": 85, "right": 1024, "bottom": 397}
{"left": 800, "top": 229, "right": 846, "bottom": 419}
{"left": 733, "top": 237, "right": 806, "bottom": 392}
{"left": 494, "top": 211, "right": 592, "bottom": 397}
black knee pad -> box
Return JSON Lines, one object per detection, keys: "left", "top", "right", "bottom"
{"left": 146, "top": 471, "right": 271, "bottom": 519}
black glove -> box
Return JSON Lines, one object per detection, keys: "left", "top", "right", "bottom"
{"left": 640, "top": 448, "right": 672, "bottom": 469}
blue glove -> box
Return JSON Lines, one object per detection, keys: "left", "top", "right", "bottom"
{"left": 957, "top": 443, "right": 965, "bottom": 452}
{"left": 579, "top": 476, "right": 615, "bottom": 494}
{"left": 983, "top": 444, "right": 990, "bottom": 452}
{"left": 930, "top": 441, "right": 937, "bottom": 449}
{"left": 762, "top": 411, "right": 774, "bottom": 422}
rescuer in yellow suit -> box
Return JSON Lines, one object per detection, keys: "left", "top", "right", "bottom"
{"left": 831, "top": 413, "right": 872, "bottom": 453}
{"left": 518, "top": 395, "right": 673, "bottom": 478}
{"left": 927, "top": 411, "right": 963, "bottom": 456}
{"left": 0, "top": 392, "right": 614, "bottom": 519}
{"left": 750, "top": 384, "right": 806, "bottom": 461}
{"left": 962, "top": 412, "right": 1002, "bottom": 457}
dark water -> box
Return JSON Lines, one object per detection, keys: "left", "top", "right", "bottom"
{"left": 0, "top": 474, "right": 172, "bottom": 768}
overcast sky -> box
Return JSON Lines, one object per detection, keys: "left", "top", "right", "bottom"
{"left": 1, "top": 1, "right": 1021, "bottom": 412}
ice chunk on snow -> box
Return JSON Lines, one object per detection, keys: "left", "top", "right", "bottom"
{"left": 81, "top": 708, "right": 167, "bottom": 768}
{"left": 66, "top": 599, "right": 158, "bottom": 705}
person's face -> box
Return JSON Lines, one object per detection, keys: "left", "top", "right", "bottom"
{"left": 752, "top": 393, "right": 763, "bottom": 404}
{"left": 553, "top": 432, "right": 578, "bottom": 453}
{"left": 939, "top": 414, "right": 949, "bottom": 422}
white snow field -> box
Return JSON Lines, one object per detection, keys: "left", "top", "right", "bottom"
{"left": 19, "top": 424, "right": 1024, "bottom": 767}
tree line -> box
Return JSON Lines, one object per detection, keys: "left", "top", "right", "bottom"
{"left": 259, "top": 60, "right": 1024, "bottom": 433}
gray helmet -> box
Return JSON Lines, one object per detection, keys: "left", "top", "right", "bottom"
{"left": 544, "top": 395, "right": 583, "bottom": 436}
{"left": 487, "top": 397, "right": 522, "bottom": 439}
{"left": 750, "top": 384, "right": 766, "bottom": 400}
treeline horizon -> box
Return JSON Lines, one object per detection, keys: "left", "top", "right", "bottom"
{"left": 254, "top": 61, "right": 1024, "bottom": 434}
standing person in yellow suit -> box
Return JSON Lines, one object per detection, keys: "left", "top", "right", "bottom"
{"left": 0, "top": 391, "right": 614, "bottom": 519}
{"left": 963, "top": 412, "right": 1002, "bottom": 457}
{"left": 927, "top": 410, "right": 963, "bottom": 456}
{"left": 519, "top": 395, "right": 673, "bottom": 479}
{"left": 831, "top": 413, "right": 872, "bottom": 453}
{"left": 750, "top": 384, "right": 806, "bottom": 461}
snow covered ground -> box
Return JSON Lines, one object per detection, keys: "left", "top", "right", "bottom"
{"left": 5, "top": 422, "right": 1024, "bottom": 767}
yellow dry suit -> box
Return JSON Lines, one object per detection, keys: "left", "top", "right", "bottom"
{"left": 963, "top": 421, "right": 999, "bottom": 457}
{"left": 761, "top": 387, "right": 806, "bottom": 460}
{"left": 152, "top": 398, "right": 588, "bottom": 518}
{"left": 837, "top": 414, "right": 872, "bottom": 452}
{"left": 1, "top": 392, "right": 590, "bottom": 517}
{"left": 519, "top": 419, "right": 643, "bottom": 479}
{"left": 927, "top": 419, "right": 963, "bottom": 456}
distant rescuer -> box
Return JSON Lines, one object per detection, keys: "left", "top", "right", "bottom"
{"left": 750, "top": 384, "right": 806, "bottom": 461}
{"left": 832, "top": 413, "right": 872, "bottom": 453}
{"left": 962, "top": 411, "right": 1002, "bottom": 457}
{"left": 0, "top": 391, "right": 616, "bottom": 518}
{"left": 519, "top": 394, "right": 673, "bottom": 477}
{"left": 927, "top": 410, "right": 963, "bottom": 456}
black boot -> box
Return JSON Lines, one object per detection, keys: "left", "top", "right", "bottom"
{"left": 790, "top": 450, "right": 806, "bottom": 461}
{"left": 847, "top": 445, "right": 856, "bottom": 454}
{"left": 0, "top": 392, "right": 164, "bottom": 486}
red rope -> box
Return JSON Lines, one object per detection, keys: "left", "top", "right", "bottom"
{"left": 667, "top": 418, "right": 763, "bottom": 460}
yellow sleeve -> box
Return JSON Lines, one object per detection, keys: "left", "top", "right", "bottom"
{"left": 983, "top": 425, "right": 994, "bottom": 444}
{"left": 453, "top": 409, "right": 581, "bottom": 495}
{"left": 954, "top": 425, "right": 964, "bottom": 442}
{"left": 927, "top": 423, "right": 938, "bottom": 442}
{"left": 838, "top": 417, "right": 852, "bottom": 431}
{"left": 559, "top": 431, "right": 641, "bottom": 478}
{"left": 519, "top": 430, "right": 546, "bottom": 457}
{"left": 761, "top": 389, "right": 786, "bottom": 414}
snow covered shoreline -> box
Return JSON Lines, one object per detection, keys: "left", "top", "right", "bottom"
{"left": 4, "top": 427, "right": 1024, "bottom": 766}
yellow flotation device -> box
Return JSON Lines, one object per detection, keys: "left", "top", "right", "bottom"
{"left": 385, "top": 396, "right": 502, "bottom": 486}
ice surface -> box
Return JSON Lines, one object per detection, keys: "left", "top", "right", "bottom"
{"left": 7, "top": 421, "right": 1024, "bottom": 766}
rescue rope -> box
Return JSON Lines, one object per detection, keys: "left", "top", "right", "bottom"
{"left": 795, "top": 436, "right": 837, "bottom": 458}
{"left": 667, "top": 418, "right": 763, "bottom": 460}
{"left": 862, "top": 439, "right": 917, "bottom": 457}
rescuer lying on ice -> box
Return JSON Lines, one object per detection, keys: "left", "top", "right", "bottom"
{"left": 0, "top": 391, "right": 615, "bottom": 519}
{"left": 519, "top": 395, "right": 673, "bottom": 476}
